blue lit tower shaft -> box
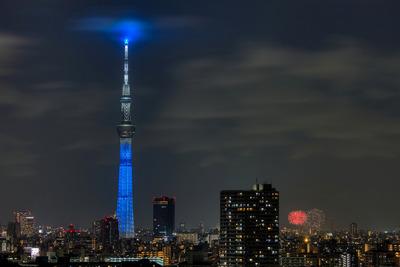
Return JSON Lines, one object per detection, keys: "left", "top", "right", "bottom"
{"left": 116, "top": 40, "right": 135, "bottom": 238}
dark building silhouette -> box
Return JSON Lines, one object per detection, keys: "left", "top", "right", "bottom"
{"left": 350, "top": 222, "right": 357, "bottom": 237}
{"left": 7, "top": 222, "right": 20, "bottom": 239}
{"left": 220, "top": 183, "right": 279, "bottom": 266}
{"left": 93, "top": 217, "right": 119, "bottom": 250}
{"left": 153, "top": 196, "right": 175, "bottom": 239}
{"left": 179, "top": 245, "right": 213, "bottom": 266}
{"left": 100, "top": 217, "right": 119, "bottom": 248}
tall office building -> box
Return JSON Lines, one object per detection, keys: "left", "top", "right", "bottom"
{"left": 13, "top": 211, "right": 33, "bottom": 237}
{"left": 153, "top": 196, "right": 175, "bottom": 239}
{"left": 14, "top": 210, "right": 31, "bottom": 223}
{"left": 350, "top": 223, "right": 357, "bottom": 236}
{"left": 220, "top": 184, "right": 279, "bottom": 266}
{"left": 21, "top": 216, "right": 35, "bottom": 237}
{"left": 116, "top": 39, "right": 135, "bottom": 239}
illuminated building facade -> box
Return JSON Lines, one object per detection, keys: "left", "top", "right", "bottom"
{"left": 220, "top": 183, "right": 279, "bottom": 266}
{"left": 14, "top": 210, "right": 31, "bottom": 223}
{"left": 116, "top": 39, "right": 135, "bottom": 238}
{"left": 21, "top": 216, "right": 35, "bottom": 237}
{"left": 92, "top": 220, "right": 101, "bottom": 250}
{"left": 153, "top": 196, "right": 175, "bottom": 239}
{"left": 177, "top": 232, "right": 199, "bottom": 245}
{"left": 106, "top": 254, "right": 165, "bottom": 266}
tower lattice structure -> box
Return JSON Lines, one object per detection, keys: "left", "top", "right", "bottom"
{"left": 116, "top": 39, "right": 135, "bottom": 238}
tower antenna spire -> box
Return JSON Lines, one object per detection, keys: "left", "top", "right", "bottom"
{"left": 124, "top": 39, "right": 129, "bottom": 86}
{"left": 116, "top": 39, "right": 135, "bottom": 238}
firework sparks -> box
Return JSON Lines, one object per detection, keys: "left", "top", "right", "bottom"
{"left": 305, "top": 209, "right": 325, "bottom": 230}
{"left": 288, "top": 210, "right": 307, "bottom": 225}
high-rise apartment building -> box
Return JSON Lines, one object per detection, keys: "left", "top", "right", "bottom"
{"left": 101, "top": 217, "right": 119, "bottom": 249}
{"left": 93, "top": 217, "right": 119, "bottom": 250}
{"left": 153, "top": 196, "right": 175, "bottom": 239}
{"left": 220, "top": 183, "right": 279, "bottom": 266}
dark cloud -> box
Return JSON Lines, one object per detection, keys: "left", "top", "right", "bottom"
{"left": 143, "top": 39, "right": 400, "bottom": 162}
{"left": 0, "top": 34, "right": 32, "bottom": 76}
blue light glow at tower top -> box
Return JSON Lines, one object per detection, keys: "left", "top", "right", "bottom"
{"left": 73, "top": 17, "right": 149, "bottom": 44}
{"left": 115, "top": 20, "right": 144, "bottom": 43}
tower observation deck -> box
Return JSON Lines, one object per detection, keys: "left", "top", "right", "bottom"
{"left": 116, "top": 39, "right": 135, "bottom": 238}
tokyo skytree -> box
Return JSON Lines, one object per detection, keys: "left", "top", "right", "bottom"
{"left": 116, "top": 39, "right": 135, "bottom": 238}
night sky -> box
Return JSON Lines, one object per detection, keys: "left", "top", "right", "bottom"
{"left": 1, "top": 0, "right": 400, "bottom": 231}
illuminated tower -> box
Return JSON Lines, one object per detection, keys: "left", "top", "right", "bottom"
{"left": 116, "top": 39, "right": 135, "bottom": 238}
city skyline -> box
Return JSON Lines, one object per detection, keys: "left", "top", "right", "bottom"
{"left": 1, "top": 0, "right": 400, "bottom": 231}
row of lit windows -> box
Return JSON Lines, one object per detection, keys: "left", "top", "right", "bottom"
{"left": 224, "top": 203, "right": 275, "bottom": 207}
{"left": 221, "top": 238, "right": 279, "bottom": 244}
{"left": 236, "top": 208, "right": 254, "bottom": 211}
